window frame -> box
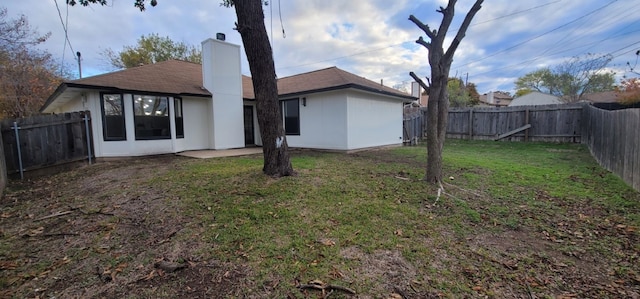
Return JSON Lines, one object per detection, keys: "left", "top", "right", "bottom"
{"left": 281, "top": 98, "right": 300, "bottom": 136}
{"left": 100, "top": 92, "right": 126, "bottom": 141}
{"left": 174, "top": 97, "right": 184, "bottom": 139}
{"left": 132, "top": 94, "right": 171, "bottom": 140}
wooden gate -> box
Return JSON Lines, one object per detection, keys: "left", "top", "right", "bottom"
{"left": 0, "top": 111, "right": 93, "bottom": 178}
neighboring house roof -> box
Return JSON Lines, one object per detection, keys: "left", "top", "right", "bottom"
{"left": 42, "top": 60, "right": 414, "bottom": 112}
{"left": 581, "top": 91, "right": 621, "bottom": 103}
{"left": 509, "top": 91, "right": 561, "bottom": 106}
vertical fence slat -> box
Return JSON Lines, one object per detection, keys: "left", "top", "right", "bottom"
{"left": 1, "top": 111, "right": 92, "bottom": 177}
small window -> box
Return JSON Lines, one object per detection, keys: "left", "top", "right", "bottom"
{"left": 174, "top": 98, "right": 184, "bottom": 138}
{"left": 282, "top": 98, "right": 300, "bottom": 135}
{"left": 101, "top": 93, "right": 126, "bottom": 141}
{"left": 133, "top": 95, "right": 170, "bottom": 140}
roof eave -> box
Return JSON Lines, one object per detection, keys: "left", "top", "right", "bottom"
{"left": 279, "top": 84, "right": 416, "bottom": 102}
{"left": 40, "top": 83, "right": 69, "bottom": 113}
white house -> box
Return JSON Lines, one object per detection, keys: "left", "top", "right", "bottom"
{"left": 509, "top": 91, "right": 561, "bottom": 106}
{"left": 41, "top": 37, "right": 415, "bottom": 158}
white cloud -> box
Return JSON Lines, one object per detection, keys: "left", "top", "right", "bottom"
{"left": 3, "top": 0, "right": 638, "bottom": 94}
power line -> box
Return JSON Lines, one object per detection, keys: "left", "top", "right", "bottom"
{"left": 277, "top": 1, "right": 562, "bottom": 71}
{"left": 53, "top": 0, "right": 76, "bottom": 70}
{"left": 452, "top": 0, "right": 619, "bottom": 70}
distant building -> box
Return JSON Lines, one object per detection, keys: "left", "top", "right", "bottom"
{"left": 581, "top": 91, "right": 622, "bottom": 104}
{"left": 478, "top": 91, "right": 512, "bottom": 107}
{"left": 509, "top": 91, "right": 561, "bottom": 106}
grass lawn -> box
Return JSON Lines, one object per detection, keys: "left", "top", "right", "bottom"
{"left": 1, "top": 139, "right": 638, "bottom": 298}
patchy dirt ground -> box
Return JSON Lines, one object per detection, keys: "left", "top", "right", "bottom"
{"left": 0, "top": 152, "right": 639, "bottom": 298}
{"left": 0, "top": 156, "right": 252, "bottom": 299}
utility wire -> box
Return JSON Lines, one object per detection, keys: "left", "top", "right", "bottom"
{"left": 277, "top": 1, "right": 562, "bottom": 71}
{"left": 53, "top": 0, "right": 76, "bottom": 72}
{"left": 452, "top": 0, "right": 619, "bottom": 70}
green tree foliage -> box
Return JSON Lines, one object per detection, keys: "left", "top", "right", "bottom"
{"left": 615, "top": 78, "right": 640, "bottom": 104}
{"left": 0, "top": 8, "right": 65, "bottom": 118}
{"left": 514, "top": 54, "right": 615, "bottom": 102}
{"left": 103, "top": 33, "right": 201, "bottom": 69}
{"left": 448, "top": 78, "right": 478, "bottom": 108}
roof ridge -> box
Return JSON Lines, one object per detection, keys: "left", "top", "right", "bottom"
{"left": 278, "top": 66, "right": 338, "bottom": 80}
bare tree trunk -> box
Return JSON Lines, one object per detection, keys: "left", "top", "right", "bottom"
{"left": 410, "top": 0, "right": 483, "bottom": 183}
{"left": 233, "top": 0, "right": 294, "bottom": 177}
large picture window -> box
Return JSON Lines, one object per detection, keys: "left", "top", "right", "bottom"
{"left": 133, "top": 95, "right": 170, "bottom": 140}
{"left": 101, "top": 93, "right": 126, "bottom": 141}
{"left": 174, "top": 98, "right": 184, "bottom": 138}
{"left": 282, "top": 98, "right": 300, "bottom": 135}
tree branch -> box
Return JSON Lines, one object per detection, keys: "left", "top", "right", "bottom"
{"left": 415, "top": 36, "right": 431, "bottom": 50}
{"left": 409, "top": 72, "right": 431, "bottom": 95}
{"left": 444, "top": 0, "right": 483, "bottom": 61}
{"left": 408, "top": 15, "right": 436, "bottom": 39}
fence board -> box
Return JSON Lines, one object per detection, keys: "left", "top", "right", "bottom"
{"left": 582, "top": 105, "right": 639, "bottom": 192}
{"left": 403, "top": 103, "right": 639, "bottom": 191}
{"left": 0, "top": 111, "right": 93, "bottom": 176}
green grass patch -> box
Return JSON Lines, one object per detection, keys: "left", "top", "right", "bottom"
{"left": 156, "top": 140, "right": 638, "bottom": 297}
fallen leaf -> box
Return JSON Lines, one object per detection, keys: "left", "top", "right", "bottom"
{"left": 0, "top": 261, "right": 18, "bottom": 270}
{"left": 319, "top": 238, "right": 336, "bottom": 246}
{"left": 26, "top": 227, "right": 44, "bottom": 237}
{"left": 144, "top": 270, "right": 156, "bottom": 281}
{"left": 394, "top": 229, "right": 403, "bottom": 236}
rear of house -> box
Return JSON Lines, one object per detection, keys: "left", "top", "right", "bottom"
{"left": 41, "top": 37, "right": 415, "bottom": 158}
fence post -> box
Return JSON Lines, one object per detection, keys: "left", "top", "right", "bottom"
{"left": 83, "top": 113, "right": 92, "bottom": 164}
{"left": 468, "top": 108, "right": 474, "bottom": 140}
{"left": 11, "top": 121, "right": 23, "bottom": 179}
{"left": 525, "top": 108, "right": 530, "bottom": 142}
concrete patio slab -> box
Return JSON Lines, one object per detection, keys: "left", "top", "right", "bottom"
{"left": 178, "top": 147, "right": 263, "bottom": 159}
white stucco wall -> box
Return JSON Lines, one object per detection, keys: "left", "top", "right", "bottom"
{"left": 175, "top": 96, "right": 211, "bottom": 152}
{"left": 345, "top": 90, "right": 404, "bottom": 150}
{"left": 54, "top": 91, "right": 218, "bottom": 157}
{"left": 285, "top": 91, "right": 349, "bottom": 150}
{"left": 202, "top": 38, "right": 244, "bottom": 149}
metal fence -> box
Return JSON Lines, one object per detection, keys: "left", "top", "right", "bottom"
{"left": 0, "top": 111, "right": 93, "bottom": 179}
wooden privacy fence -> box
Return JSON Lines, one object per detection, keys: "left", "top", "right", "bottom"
{"left": 445, "top": 103, "right": 584, "bottom": 143}
{"left": 403, "top": 103, "right": 640, "bottom": 191}
{"left": 582, "top": 105, "right": 640, "bottom": 191}
{"left": 403, "top": 109, "right": 422, "bottom": 145}
{"left": 0, "top": 111, "right": 93, "bottom": 178}
{"left": 408, "top": 104, "right": 585, "bottom": 143}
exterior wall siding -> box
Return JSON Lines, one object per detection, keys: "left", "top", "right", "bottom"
{"left": 346, "top": 90, "right": 404, "bottom": 149}
{"left": 285, "top": 91, "right": 348, "bottom": 150}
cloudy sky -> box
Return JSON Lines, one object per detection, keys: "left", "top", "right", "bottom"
{"left": 4, "top": 0, "right": 639, "bottom": 94}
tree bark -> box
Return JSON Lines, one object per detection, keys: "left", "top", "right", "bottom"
{"left": 233, "top": 0, "right": 294, "bottom": 177}
{"left": 410, "top": 0, "right": 483, "bottom": 183}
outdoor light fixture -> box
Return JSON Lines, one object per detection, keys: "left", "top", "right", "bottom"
{"left": 302, "top": 97, "right": 306, "bottom": 106}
